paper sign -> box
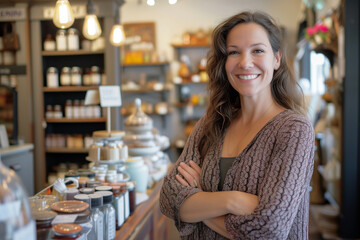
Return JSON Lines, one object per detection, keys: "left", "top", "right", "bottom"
{"left": 51, "top": 214, "right": 78, "bottom": 225}
{"left": 84, "top": 90, "right": 100, "bottom": 105}
{"left": 99, "top": 86, "right": 122, "bottom": 107}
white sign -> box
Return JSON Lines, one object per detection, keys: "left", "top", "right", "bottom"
{"left": 43, "top": 5, "right": 87, "bottom": 19}
{"left": 0, "top": 8, "right": 26, "bottom": 21}
{"left": 99, "top": 86, "right": 122, "bottom": 107}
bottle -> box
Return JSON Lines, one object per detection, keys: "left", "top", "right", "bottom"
{"left": 98, "top": 191, "right": 116, "bottom": 240}
{"left": 91, "top": 66, "right": 101, "bottom": 85}
{"left": 111, "top": 186, "right": 125, "bottom": 230}
{"left": 56, "top": 29, "right": 67, "bottom": 51}
{"left": 60, "top": 67, "right": 71, "bottom": 86}
{"left": 46, "top": 67, "right": 59, "bottom": 87}
{"left": 44, "top": 34, "right": 56, "bottom": 51}
{"left": 88, "top": 193, "right": 104, "bottom": 240}
{"left": 125, "top": 157, "right": 149, "bottom": 192}
{"left": 73, "top": 99, "right": 80, "bottom": 118}
{"left": 0, "top": 155, "right": 36, "bottom": 240}
{"left": 67, "top": 28, "right": 80, "bottom": 51}
{"left": 65, "top": 99, "right": 73, "bottom": 118}
{"left": 71, "top": 67, "right": 82, "bottom": 86}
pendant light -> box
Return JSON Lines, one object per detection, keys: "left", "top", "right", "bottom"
{"left": 82, "top": 0, "right": 102, "bottom": 40}
{"left": 109, "top": 0, "right": 126, "bottom": 46}
{"left": 53, "top": 0, "right": 74, "bottom": 29}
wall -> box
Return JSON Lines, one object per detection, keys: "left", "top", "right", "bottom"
{"left": 121, "top": 0, "right": 303, "bottom": 61}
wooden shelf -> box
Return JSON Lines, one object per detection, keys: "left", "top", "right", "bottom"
{"left": 46, "top": 147, "right": 89, "bottom": 153}
{"left": 122, "top": 62, "right": 169, "bottom": 67}
{"left": 43, "top": 86, "right": 99, "bottom": 92}
{"left": 0, "top": 65, "right": 26, "bottom": 75}
{"left": 171, "top": 43, "right": 210, "bottom": 48}
{"left": 42, "top": 50, "right": 104, "bottom": 56}
{"left": 45, "top": 117, "right": 106, "bottom": 123}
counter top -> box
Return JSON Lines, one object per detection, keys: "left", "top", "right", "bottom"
{"left": 0, "top": 143, "right": 34, "bottom": 157}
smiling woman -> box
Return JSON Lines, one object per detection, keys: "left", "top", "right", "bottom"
{"left": 160, "top": 11, "right": 314, "bottom": 240}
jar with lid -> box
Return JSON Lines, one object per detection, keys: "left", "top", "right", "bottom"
{"left": 91, "top": 66, "right": 101, "bottom": 85}
{"left": 65, "top": 99, "right": 73, "bottom": 118}
{"left": 44, "top": 34, "right": 56, "bottom": 51}
{"left": 72, "top": 99, "right": 80, "bottom": 118}
{"left": 45, "top": 105, "right": 54, "bottom": 119}
{"left": 53, "top": 105, "right": 63, "bottom": 118}
{"left": 88, "top": 194, "right": 104, "bottom": 240}
{"left": 56, "top": 29, "right": 67, "bottom": 51}
{"left": 46, "top": 67, "right": 59, "bottom": 87}
{"left": 125, "top": 157, "right": 148, "bottom": 193}
{"left": 98, "top": 191, "right": 116, "bottom": 240}
{"left": 67, "top": 28, "right": 80, "bottom": 51}
{"left": 71, "top": 67, "right": 82, "bottom": 86}
{"left": 111, "top": 186, "right": 125, "bottom": 230}
{"left": 79, "top": 100, "right": 86, "bottom": 118}
{"left": 83, "top": 68, "right": 92, "bottom": 86}
{"left": 92, "top": 105, "right": 101, "bottom": 118}
{"left": 60, "top": 67, "right": 71, "bottom": 86}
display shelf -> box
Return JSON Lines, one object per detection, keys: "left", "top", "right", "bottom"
{"left": 43, "top": 86, "right": 99, "bottom": 92}
{"left": 46, "top": 147, "right": 89, "bottom": 153}
{"left": 122, "top": 61, "right": 169, "bottom": 67}
{"left": 42, "top": 50, "right": 104, "bottom": 56}
{"left": 45, "top": 118, "right": 106, "bottom": 123}
{"left": 0, "top": 65, "right": 26, "bottom": 75}
{"left": 171, "top": 43, "right": 210, "bottom": 48}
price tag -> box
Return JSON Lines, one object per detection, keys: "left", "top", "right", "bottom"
{"left": 99, "top": 86, "right": 122, "bottom": 107}
{"left": 51, "top": 214, "right": 78, "bottom": 225}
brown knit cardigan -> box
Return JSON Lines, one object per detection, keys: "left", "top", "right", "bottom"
{"left": 160, "top": 110, "right": 315, "bottom": 240}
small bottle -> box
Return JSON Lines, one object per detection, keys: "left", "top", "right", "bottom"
{"left": 65, "top": 99, "right": 73, "bottom": 118}
{"left": 83, "top": 68, "right": 92, "bottom": 86}
{"left": 88, "top": 194, "right": 104, "bottom": 240}
{"left": 112, "top": 186, "right": 125, "bottom": 230}
{"left": 56, "top": 29, "right": 67, "bottom": 51}
{"left": 79, "top": 100, "right": 86, "bottom": 118}
{"left": 60, "top": 67, "right": 71, "bottom": 86}
{"left": 73, "top": 99, "right": 80, "bottom": 118}
{"left": 127, "top": 181, "right": 136, "bottom": 214}
{"left": 45, "top": 105, "right": 53, "bottom": 119}
{"left": 121, "top": 185, "right": 130, "bottom": 220}
{"left": 67, "top": 28, "right": 80, "bottom": 51}
{"left": 98, "top": 191, "right": 116, "bottom": 240}
{"left": 53, "top": 105, "right": 63, "bottom": 118}
{"left": 71, "top": 67, "right": 82, "bottom": 86}
{"left": 92, "top": 105, "right": 101, "bottom": 118}
{"left": 46, "top": 67, "right": 59, "bottom": 87}
{"left": 44, "top": 34, "right": 56, "bottom": 51}
{"left": 91, "top": 66, "right": 101, "bottom": 85}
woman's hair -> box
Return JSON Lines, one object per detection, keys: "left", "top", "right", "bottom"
{"left": 199, "top": 11, "right": 304, "bottom": 160}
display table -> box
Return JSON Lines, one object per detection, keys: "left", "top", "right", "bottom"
{"left": 0, "top": 143, "right": 34, "bottom": 195}
{"left": 116, "top": 179, "right": 169, "bottom": 240}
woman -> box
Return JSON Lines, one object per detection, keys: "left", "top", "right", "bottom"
{"left": 160, "top": 11, "right": 314, "bottom": 239}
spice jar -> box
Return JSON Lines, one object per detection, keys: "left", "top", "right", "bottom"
{"left": 71, "top": 67, "right": 82, "bottom": 86}
{"left": 46, "top": 67, "right": 59, "bottom": 87}
{"left": 91, "top": 66, "right": 101, "bottom": 85}
{"left": 67, "top": 28, "right": 80, "bottom": 51}
{"left": 83, "top": 68, "right": 92, "bottom": 86}
{"left": 53, "top": 105, "right": 63, "bottom": 118}
{"left": 56, "top": 29, "right": 67, "bottom": 51}
{"left": 44, "top": 34, "right": 56, "bottom": 51}
{"left": 65, "top": 99, "right": 73, "bottom": 118}
{"left": 45, "top": 105, "right": 53, "bottom": 119}
{"left": 60, "top": 67, "right": 71, "bottom": 86}
{"left": 72, "top": 99, "right": 80, "bottom": 118}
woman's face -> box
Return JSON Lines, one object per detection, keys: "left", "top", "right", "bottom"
{"left": 225, "top": 22, "right": 281, "bottom": 99}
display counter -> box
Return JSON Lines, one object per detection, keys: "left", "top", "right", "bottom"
{"left": 0, "top": 143, "right": 34, "bottom": 195}
{"left": 116, "top": 179, "right": 169, "bottom": 240}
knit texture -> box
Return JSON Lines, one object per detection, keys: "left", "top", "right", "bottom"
{"left": 159, "top": 110, "right": 315, "bottom": 240}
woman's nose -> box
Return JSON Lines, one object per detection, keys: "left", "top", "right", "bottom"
{"left": 238, "top": 53, "right": 253, "bottom": 69}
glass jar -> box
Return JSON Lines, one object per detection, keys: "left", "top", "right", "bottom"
{"left": 44, "top": 34, "right": 56, "bottom": 51}
{"left": 46, "top": 67, "right": 59, "bottom": 87}
{"left": 79, "top": 100, "right": 86, "bottom": 118}
{"left": 91, "top": 66, "right": 101, "bottom": 85}
{"left": 124, "top": 98, "right": 153, "bottom": 132}
{"left": 72, "top": 99, "right": 80, "bottom": 118}
{"left": 83, "top": 68, "right": 92, "bottom": 86}
{"left": 125, "top": 157, "right": 148, "bottom": 193}
{"left": 65, "top": 99, "right": 73, "bottom": 118}
{"left": 53, "top": 105, "right": 63, "bottom": 118}
{"left": 71, "top": 67, "right": 82, "bottom": 86}
{"left": 60, "top": 67, "right": 71, "bottom": 86}
{"left": 45, "top": 105, "right": 53, "bottom": 119}
{"left": 67, "top": 28, "right": 80, "bottom": 51}
{"left": 56, "top": 29, "right": 67, "bottom": 51}
{"left": 89, "top": 194, "right": 104, "bottom": 240}
{"left": 127, "top": 181, "right": 136, "bottom": 214}
{"left": 98, "top": 191, "right": 116, "bottom": 240}
{"left": 112, "top": 186, "right": 124, "bottom": 230}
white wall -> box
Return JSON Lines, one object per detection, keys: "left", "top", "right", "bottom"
{"left": 121, "top": 0, "right": 303, "bottom": 61}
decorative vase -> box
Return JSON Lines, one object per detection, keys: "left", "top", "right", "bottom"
{"left": 125, "top": 157, "right": 149, "bottom": 193}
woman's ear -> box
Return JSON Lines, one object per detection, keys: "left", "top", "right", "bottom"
{"left": 274, "top": 51, "right": 282, "bottom": 70}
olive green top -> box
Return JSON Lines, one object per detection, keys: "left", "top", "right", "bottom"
{"left": 219, "top": 157, "right": 236, "bottom": 190}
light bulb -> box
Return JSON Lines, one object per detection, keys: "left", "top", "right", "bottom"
{"left": 147, "top": 0, "right": 155, "bottom": 6}
{"left": 53, "top": 0, "right": 74, "bottom": 29}
{"left": 109, "top": 24, "right": 126, "bottom": 46}
{"left": 82, "top": 14, "right": 102, "bottom": 40}
{"left": 169, "top": 0, "right": 177, "bottom": 4}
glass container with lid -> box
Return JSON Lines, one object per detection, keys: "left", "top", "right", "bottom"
{"left": 60, "top": 67, "right": 71, "bottom": 86}
{"left": 124, "top": 98, "right": 153, "bottom": 133}
{"left": 67, "top": 28, "right": 80, "bottom": 51}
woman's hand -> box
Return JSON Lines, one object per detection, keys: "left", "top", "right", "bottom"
{"left": 176, "top": 160, "right": 202, "bottom": 190}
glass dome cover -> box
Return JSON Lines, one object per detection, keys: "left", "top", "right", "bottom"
{"left": 124, "top": 98, "right": 153, "bottom": 132}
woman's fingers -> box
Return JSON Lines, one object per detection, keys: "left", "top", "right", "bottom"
{"left": 177, "top": 162, "right": 202, "bottom": 188}
{"left": 176, "top": 174, "right": 189, "bottom": 186}
{"left": 189, "top": 161, "right": 201, "bottom": 175}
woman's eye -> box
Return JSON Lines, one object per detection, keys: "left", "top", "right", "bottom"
{"left": 227, "top": 51, "right": 238, "bottom": 56}
{"left": 254, "top": 49, "right": 264, "bottom": 54}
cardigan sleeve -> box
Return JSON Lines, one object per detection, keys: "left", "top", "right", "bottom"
{"left": 159, "top": 117, "right": 205, "bottom": 236}
{"left": 224, "top": 116, "right": 315, "bottom": 239}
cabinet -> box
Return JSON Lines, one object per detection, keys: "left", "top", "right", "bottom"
{"left": 121, "top": 62, "right": 172, "bottom": 132}
{"left": 171, "top": 44, "right": 209, "bottom": 151}
{"left": 40, "top": 19, "right": 106, "bottom": 183}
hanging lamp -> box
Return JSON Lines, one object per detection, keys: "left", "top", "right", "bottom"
{"left": 83, "top": 0, "right": 102, "bottom": 40}
{"left": 52, "top": 0, "right": 74, "bottom": 29}
{"left": 109, "top": 0, "right": 126, "bottom": 46}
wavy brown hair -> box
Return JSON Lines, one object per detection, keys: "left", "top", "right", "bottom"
{"left": 199, "top": 11, "right": 304, "bottom": 160}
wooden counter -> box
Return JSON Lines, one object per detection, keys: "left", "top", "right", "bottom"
{"left": 116, "top": 179, "right": 169, "bottom": 240}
